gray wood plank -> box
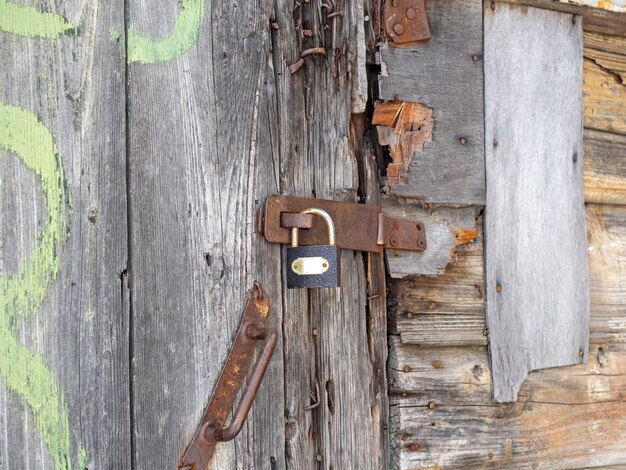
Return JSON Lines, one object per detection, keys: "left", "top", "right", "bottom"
{"left": 484, "top": 2, "right": 589, "bottom": 402}
{"left": 382, "top": 197, "right": 479, "bottom": 277}
{"left": 129, "top": 0, "right": 385, "bottom": 468}
{"left": 0, "top": 1, "right": 130, "bottom": 468}
{"left": 378, "top": 0, "right": 485, "bottom": 205}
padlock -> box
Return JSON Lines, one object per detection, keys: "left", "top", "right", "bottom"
{"left": 286, "top": 208, "right": 340, "bottom": 289}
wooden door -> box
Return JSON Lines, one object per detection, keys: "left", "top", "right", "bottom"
{"left": 1, "top": 0, "right": 388, "bottom": 468}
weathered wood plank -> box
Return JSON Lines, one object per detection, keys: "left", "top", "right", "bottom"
{"left": 584, "top": 129, "right": 626, "bottom": 205}
{"left": 390, "top": 204, "right": 626, "bottom": 349}
{"left": 382, "top": 198, "right": 479, "bottom": 278}
{"left": 127, "top": 1, "right": 286, "bottom": 468}
{"left": 129, "top": 0, "right": 385, "bottom": 468}
{"left": 496, "top": 0, "right": 626, "bottom": 36}
{"left": 0, "top": 1, "right": 130, "bottom": 468}
{"left": 391, "top": 395, "right": 626, "bottom": 469}
{"left": 584, "top": 39, "right": 626, "bottom": 135}
{"left": 484, "top": 2, "right": 588, "bottom": 402}
{"left": 378, "top": 0, "right": 485, "bottom": 205}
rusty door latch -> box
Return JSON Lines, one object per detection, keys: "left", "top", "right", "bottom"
{"left": 257, "top": 195, "right": 427, "bottom": 253}
{"left": 384, "top": 0, "right": 431, "bottom": 44}
{"left": 178, "top": 283, "right": 277, "bottom": 470}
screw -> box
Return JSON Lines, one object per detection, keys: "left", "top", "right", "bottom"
{"left": 496, "top": 283, "right": 502, "bottom": 293}
{"left": 460, "top": 137, "right": 467, "bottom": 145}
{"left": 393, "top": 23, "right": 404, "bottom": 35}
{"left": 573, "top": 153, "right": 578, "bottom": 162}
{"left": 472, "top": 54, "right": 479, "bottom": 62}
{"left": 428, "top": 401, "right": 436, "bottom": 410}
{"left": 417, "top": 239, "right": 425, "bottom": 249}
{"left": 390, "top": 236, "right": 398, "bottom": 246}
{"left": 405, "top": 7, "right": 416, "bottom": 19}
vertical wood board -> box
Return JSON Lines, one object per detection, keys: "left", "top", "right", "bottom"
{"left": 484, "top": 2, "right": 589, "bottom": 402}
{"left": 0, "top": 1, "right": 130, "bottom": 468}
{"left": 378, "top": 0, "right": 485, "bottom": 205}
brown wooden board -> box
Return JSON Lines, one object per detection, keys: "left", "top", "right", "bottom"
{"left": 377, "top": 0, "right": 485, "bottom": 205}
{"left": 484, "top": 2, "right": 589, "bottom": 403}
{"left": 127, "top": 0, "right": 386, "bottom": 469}
{"left": 0, "top": 1, "right": 130, "bottom": 468}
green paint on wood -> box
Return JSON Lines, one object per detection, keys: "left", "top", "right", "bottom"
{"left": 127, "top": 0, "right": 206, "bottom": 64}
{"left": 0, "top": 1, "right": 74, "bottom": 38}
{"left": 0, "top": 102, "right": 75, "bottom": 469}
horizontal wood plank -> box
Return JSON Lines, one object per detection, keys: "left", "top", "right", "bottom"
{"left": 584, "top": 129, "right": 626, "bottom": 205}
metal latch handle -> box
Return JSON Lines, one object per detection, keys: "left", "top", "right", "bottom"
{"left": 209, "top": 323, "right": 277, "bottom": 442}
{"left": 178, "top": 283, "right": 276, "bottom": 470}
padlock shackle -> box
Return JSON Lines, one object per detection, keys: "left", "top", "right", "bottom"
{"left": 290, "top": 208, "right": 336, "bottom": 247}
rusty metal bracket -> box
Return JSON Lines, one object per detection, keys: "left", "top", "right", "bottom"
{"left": 178, "top": 282, "right": 277, "bottom": 470}
{"left": 384, "top": 0, "right": 431, "bottom": 44}
{"left": 256, "top": 195, "right": 426, "bottom": 253}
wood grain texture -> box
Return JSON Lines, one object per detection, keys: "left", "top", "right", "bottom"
{"left": 0, "top": 1, "right": 130, "bottom": 468}
{"left": 389, "top": 218, "right": 486, "bottom": 346}
{"left": 128, "top": 0, "right": 385, "bottom": 469}
{"left": 584, "top": 35, "right": 626, "bottom": 136}
{"left": 382, "top": 198, "right": 479, "bottom": 277}
{"left": 584, "top": 129, "right": 626, "bottom": 205}
{"left": 484, "top": 2, "right": 589, "bottom": 402}
{"left": 388, "top": 204, "right": 626, "bottom": 468}
{"left": 496, "top": 0, "right": 626, "bottom": 36}
{"left": 378, "top": 0, "right": 485, "bottom": 205}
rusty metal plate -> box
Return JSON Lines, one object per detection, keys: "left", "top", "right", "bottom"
{"left": 257, "top": 195, "right": 426, "bottom": 253}
{"left": 178, "top": 283, "right": 275, "bottom": 470}
{"left": 384, "top": 0, "right": 431, "bottom": 44}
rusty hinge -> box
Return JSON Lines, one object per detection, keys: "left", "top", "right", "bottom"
{"left": 384, "top": 0, "right": 431, "bottom": 44}
{"left": 178, "top": 283, "right": 277, "bottom": 470}
{"left": 256, "top": 195, "right": 426, "bottom": 253}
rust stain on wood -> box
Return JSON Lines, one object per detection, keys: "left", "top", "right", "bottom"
{"left": 451, "top": 228, "right": 480, "bottom": 256}
{"left": 372, "top": 100, "right": 433, "bottom": 188}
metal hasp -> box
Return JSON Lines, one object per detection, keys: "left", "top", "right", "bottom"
{"left": 384, "top": 0, "right": 431, "bottom": 44}
{"left": 256, "top": 195, "right": 427, "bottom": 253}
{"left": 178, "top": 282, "right": 277, "bottom": 470}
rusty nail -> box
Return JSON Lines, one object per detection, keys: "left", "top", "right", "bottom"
{"left": 472, "top": 54, "right": 479, "bottom": 62}
{"left": 305, "top": 381, "right": 321, "bottom": 410}
{"left": 408, "top": 443, "right": 421, "bottom": 452}
{"left": 460, "top": 137, "right": 467, "bottom": 145}
{"left": 496, "top": 283, "right": 502, "bottom": 293}
{"left": 428, "top": 401, "right": 436, "bottom": 410}
{"left": 403, "top": 365, "right": 412, "bottom": 373}
{"left": 312, "top": 327, "right": 318, "bottom": 336}
{"left": 393, "top": 23, "right": 404, "bottom": 35}
{"left": 405, "top": 7, "right": 417, "bottom": 19}
{"left": 573, "top": 153, "right": 578, "bottom": 162}
{"left": 288, "top": 58, "right": 305, "bottom": 74}
{"left": 300, "top": 47, "right": 326, "bottom": 58}
{"left": 490, "top": 1, "right": 496, "bottom": 10}
{"left": 407, "top": 313, "right": 413, "bottom": 319}
{"left": 390, "top": 236, "right": 398, "bottom": 246}
{"left": 493, "top": 138, "right": 499, "bottom": 147}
